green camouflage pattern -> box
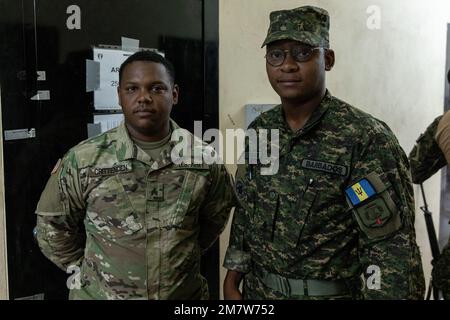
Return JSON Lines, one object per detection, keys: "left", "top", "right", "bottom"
{"left": 408, "top": 115, "right": 447, "bottom": 184}
{"left": 261, "top": 5, "right": 330, "bottom": 48}
{"left": 224, "top": 91, "right": 425, "bottom": 300}
{"left": 432, "top": 237, "right": 450, "bottom": 299}
{"left": 35, "top": 120, "right": 234, "bottom": 300}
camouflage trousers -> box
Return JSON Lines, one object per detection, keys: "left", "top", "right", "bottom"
{"left": 432, "top": 244, "right": 450, "bottom": 300}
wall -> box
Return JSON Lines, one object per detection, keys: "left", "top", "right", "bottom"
{"left": 0, "top": 86, "right": 8, "bottom": 300}
{"left": 219, "top": 0, "right": 450, "bottom": 299}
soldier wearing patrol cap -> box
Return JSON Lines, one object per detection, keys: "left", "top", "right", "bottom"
{"left": 223, "top": 5, "right": 425, "bottom": 300}
{"left": 34, "top": 51, "right": 234, "bottom": 300}
{"left": 409, "top": 69, "right": 450, "bottom": 300}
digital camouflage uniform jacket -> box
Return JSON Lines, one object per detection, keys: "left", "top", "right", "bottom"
{"left": 35, "top": 120, "right": 234, "bottom": 300}
{"left": 224, "top": 91, "right": 425, "bottom": 299}
{"left": 409, "top": 114, "right": 446, "bottom": 184}
{"left": 432, "top": 239, "right": 450, "bottom": 299}
{"left": 409, "top": 114, "right": 450, "bottom": 299}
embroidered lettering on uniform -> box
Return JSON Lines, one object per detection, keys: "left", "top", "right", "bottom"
{"left": 173, "top": 163, "right": 208, "bottom": 170}
{"left": 90, "top": 164, "right": 132, "bottom": 176}
{"left": 301, "top": 159, "right": 348, "bottom": 176}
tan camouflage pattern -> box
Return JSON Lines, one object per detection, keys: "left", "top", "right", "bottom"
{"left": 409, "top": 115, "right": 447, "bottom": 184}
{"left": 262, "top": 5, "right": 330, "bottom": 48}
{"left": 35, "top": 120, "right": 234, "bottom": 300}
{"left": 409, "top": 113, "right": 450, "bottom": 300}
{"left": 224, "top": 91, "right": 425, "bottom": 300}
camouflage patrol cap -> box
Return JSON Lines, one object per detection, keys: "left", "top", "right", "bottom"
{"left": 409, "top": 115, "right": 447, "bottom": 184}
{"left": 262, "top": 6, "right": 330, "bottom": 48}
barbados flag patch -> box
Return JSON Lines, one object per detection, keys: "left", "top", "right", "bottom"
{"left": 345, "top": 178, "right": 376, "bottom": 206}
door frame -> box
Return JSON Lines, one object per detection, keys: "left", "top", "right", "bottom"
{"left": 0, "top": 85, "right": 9, "bottom": 300}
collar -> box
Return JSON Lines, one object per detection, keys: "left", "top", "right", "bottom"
{"left": 277, "top": 89, "right": 333, "bottom": 137}
{"left": 115, "top": 119, "right": 182, "bottom": 170}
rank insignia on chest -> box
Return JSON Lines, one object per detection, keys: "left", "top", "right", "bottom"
{"left": 345, "top": 178, "right": 376, "bottom": 206}
{"left": 148, "top": 183, "right": 164, "bottom": 201}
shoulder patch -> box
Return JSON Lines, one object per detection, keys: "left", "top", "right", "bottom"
{"left": 51, "top": 158, "right": 62, "bottom": 174}
{"left": 345, "top": 172, "right": 401, "bottom": 239}
{"left": 301, "top": 159, "right": 348, "bottom": 176}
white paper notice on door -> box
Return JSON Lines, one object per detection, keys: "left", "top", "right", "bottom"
{"left": 93, "top": 47, "right": 134, "bottom": 110}
{"left": 93, "top": 113, "right": 124, "bottom": 133}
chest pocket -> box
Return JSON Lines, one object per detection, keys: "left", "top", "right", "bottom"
{"left": 291, "top": 156, "right": 351, "bottom": 245}
{"left": 269, "top": 156, "right": 349, "bottom": 247}
{"left": 148, "top": 167, "right": 210, "bottom": 230}
{"left": 86, "top": 174, "right": 143, "bottom": 239}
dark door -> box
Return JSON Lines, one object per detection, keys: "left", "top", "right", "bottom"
{"left": 0, "top": 0, "right": 219, "bottom": 299}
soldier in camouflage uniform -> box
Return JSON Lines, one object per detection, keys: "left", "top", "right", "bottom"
{"left": 433, "top": 243, "right": 450, "bottom": 299}
{"left": 409, "top": 69, "right": 450, "bottom": 300}
{"left": 35, "top": 51, "right": 234, "bottom": 299}
{"left": 223, "top": 6, "right": 425, "bottom": 300}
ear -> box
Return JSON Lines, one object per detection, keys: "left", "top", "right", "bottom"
{"left": 172, "top": 84, "right": 179, "bottom": 105}
{"left": 324, "top": 49, "right": 335, "bottom": 71}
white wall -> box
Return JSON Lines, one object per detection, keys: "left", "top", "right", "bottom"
{"left": 219, "top": 0, "right": 450, "bottom": 299}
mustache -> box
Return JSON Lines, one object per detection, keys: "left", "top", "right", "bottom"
{"left": 133, "top": 106, "right": 156, "bottom": 113}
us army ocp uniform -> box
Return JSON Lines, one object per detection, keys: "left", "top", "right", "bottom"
{"left": 35, "top": 120, "right": 234, "bottom": 300}
{"left": 224, "top": 91, "right": 425, "bottom": 299}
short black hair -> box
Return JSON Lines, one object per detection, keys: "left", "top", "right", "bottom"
{"left": 119, "top": 50, "right": 175, "bottom": 85}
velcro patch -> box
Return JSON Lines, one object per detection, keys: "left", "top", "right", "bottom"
{"left": 345, "top": 178, "right": 376, "bottom": 206}
{"left": 90, "top": 163, "right": 132, "bottom": 176}
{"left": 301, "top": 159, "right": 348, "bottom": 176}
{"left": 148, "top": 183, "right": 164, "bottom": 201}
{"left": 173, "top": 163, "right": 209, "bottom": 170}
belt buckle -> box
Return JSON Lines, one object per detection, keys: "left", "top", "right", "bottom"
{"left": 278, "top": 276, "right": 291, "bottom": 297}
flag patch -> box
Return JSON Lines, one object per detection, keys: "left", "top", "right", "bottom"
{"left": 345, "top": 178, "right": 376, "bottom": 206}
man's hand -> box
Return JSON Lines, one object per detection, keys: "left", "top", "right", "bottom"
{"left": 223, "top": 270, "right": 244, "bottom": 300}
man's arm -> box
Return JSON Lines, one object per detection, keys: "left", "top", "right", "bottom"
{"left": 435, "top": 111, "right": 450, "bottom": 164}
{"left": 35, "top": 152, "right": 86, "bottom": 271}
{"left": 223, "top": 205, "right": 249, "bottom": 300}
{"left": 224, "top": 269, "right": 244, "bottom": 300}
{"left": 36, "top": 214, "right": 85, "bottom": 271}
{"left": 197, "top": 164, "right": 234, "bottom": 252}
{"left": 348, "top": 128, "right": 425, "bottom": 299}
{"left": 222, "top": 161, "right": 255, "bottom": 299}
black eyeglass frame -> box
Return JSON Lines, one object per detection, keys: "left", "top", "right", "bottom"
{"left": 265, "top": 46, "right": 323, "bottom": 67}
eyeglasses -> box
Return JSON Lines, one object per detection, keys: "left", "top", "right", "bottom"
{"left": 265, "top": 46, "right": 322, "bottom": 67}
